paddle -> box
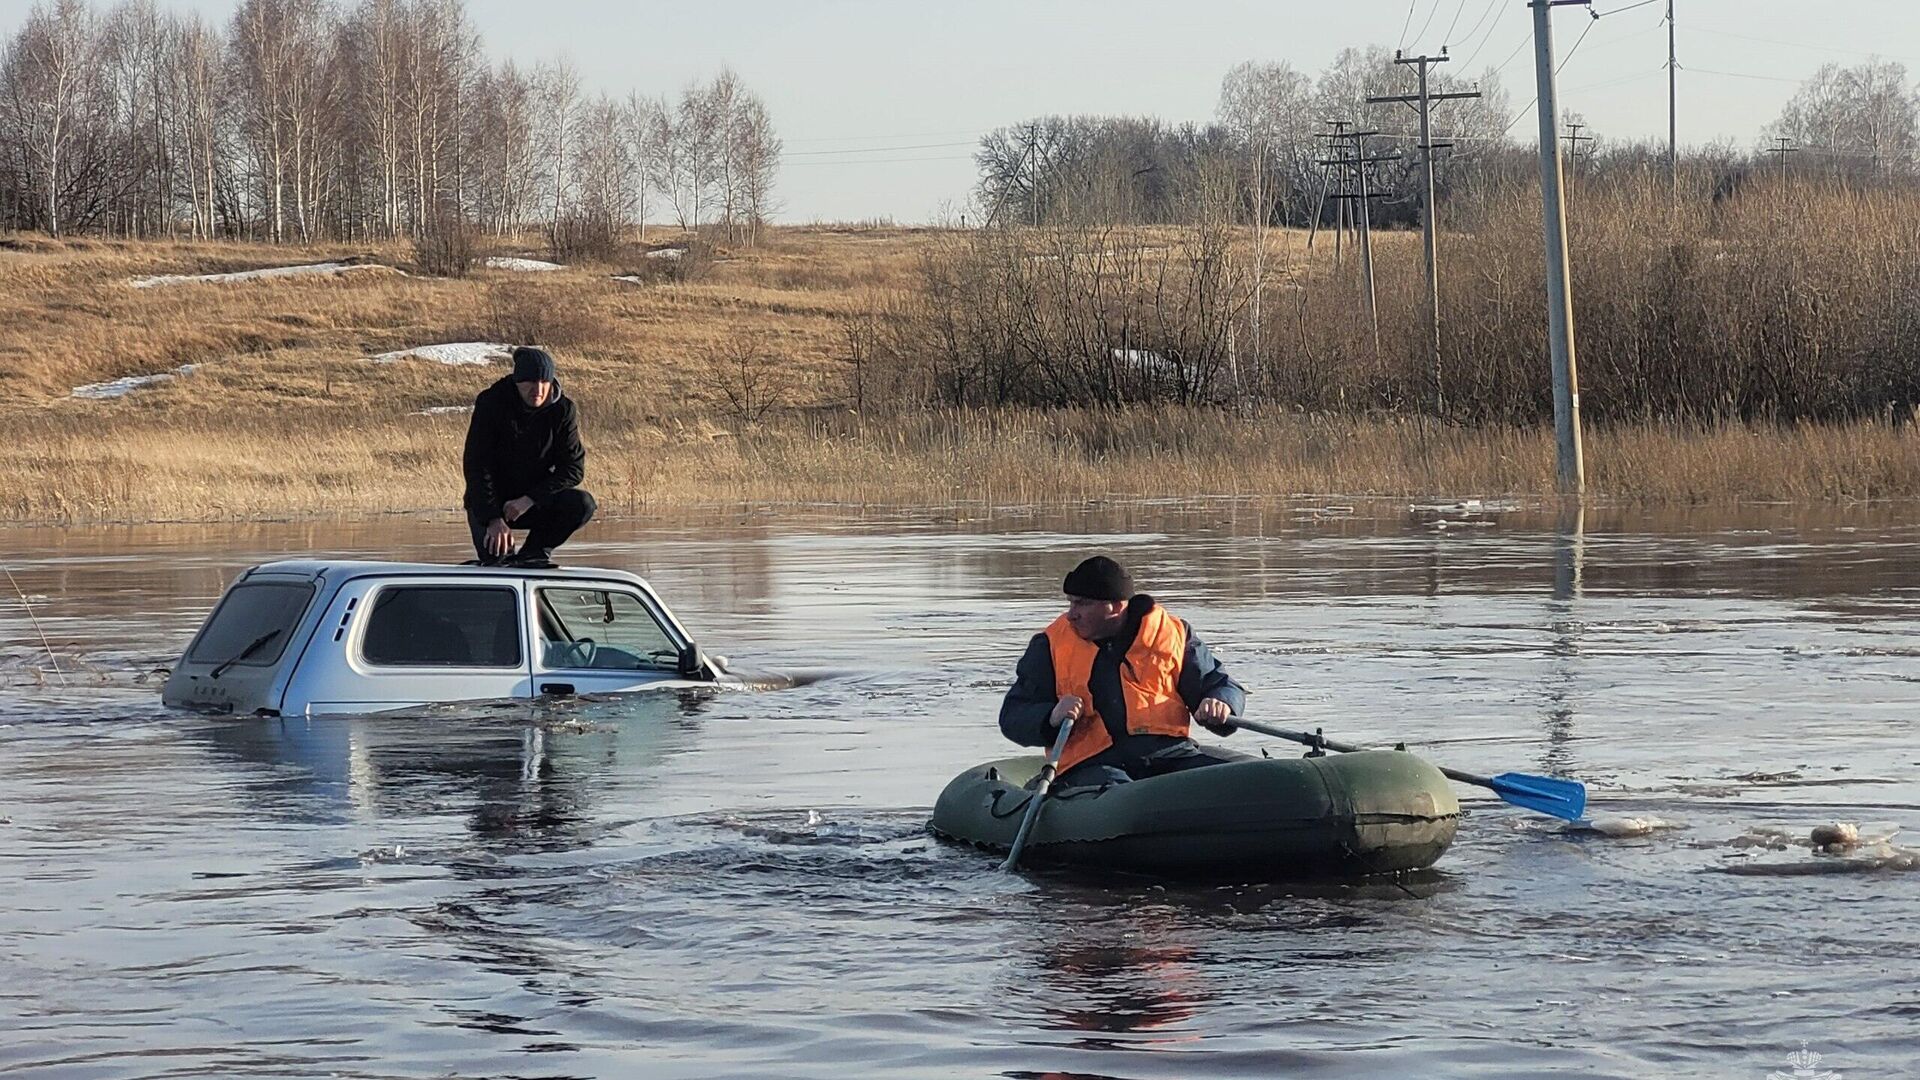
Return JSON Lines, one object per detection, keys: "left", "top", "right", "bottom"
{"left": 1000, "top": 715, "right": 1075, "bottom": 871}
{"left": 1226, "top": 715, "right": 1588, "bottom": 822}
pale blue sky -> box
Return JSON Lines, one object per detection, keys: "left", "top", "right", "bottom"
{"left": 5, "top": 0, "right": 1913, "bottom": 221}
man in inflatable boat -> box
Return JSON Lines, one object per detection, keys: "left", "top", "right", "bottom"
{"left": 1000, "top": 556, "right": 1246, "bottom": 788}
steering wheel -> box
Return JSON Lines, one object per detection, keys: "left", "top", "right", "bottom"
{"left": 551, "top": 636, "right": 597, "bottom": 668}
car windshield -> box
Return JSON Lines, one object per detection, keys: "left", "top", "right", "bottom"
{"left": 537, "top": 588, "right": 679, "bottom": 671}
{"left": 187, "top": 581, "right": 314, "bottom": 667}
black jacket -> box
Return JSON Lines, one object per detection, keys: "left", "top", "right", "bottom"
{"left": 461, "top": 375, "right": 585, "bottom": 519}
{"left": 998, "top": 594, "right": 1246, "bottom": 761}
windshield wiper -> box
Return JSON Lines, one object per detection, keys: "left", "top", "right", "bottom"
{"left": 211, "top": 628, "right": 282, "bottom": 680}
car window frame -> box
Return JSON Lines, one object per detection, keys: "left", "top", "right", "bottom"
{"left": 356, "top": 581, "right": 527, "bottom": 670}
{"left": 184, "top": 579, "right": 316, "bottom": 669}
{"left": 531, "top": 582, "right": 688, "bottom": 673}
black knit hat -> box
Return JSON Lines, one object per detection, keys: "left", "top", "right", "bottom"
{"left": 511, "top": 345, "right": 556, "bottom": 383}
{"left": 1062, "top": 556, "right": 1134, "bottom": 602}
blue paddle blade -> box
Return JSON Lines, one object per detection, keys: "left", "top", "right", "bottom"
{"left": 1488, "top": 772, "right": 1587, "bottom": 821}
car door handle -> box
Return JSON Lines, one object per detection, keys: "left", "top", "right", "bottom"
{"left": 540, "top": 683, "right": 575, "bottom": 696}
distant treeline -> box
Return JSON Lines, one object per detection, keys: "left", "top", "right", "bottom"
{"left": 0, "top": 0, "right": 779, "bottom": 244}
{"left": 974, "top": 51, "right": 1920, "bottom": 230}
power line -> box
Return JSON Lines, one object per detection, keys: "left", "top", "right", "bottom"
{"left": 1455, "top": 0, "right": 1505, "bottom": 62}
{"left": 1684, "top": 65, "right": 1803, "bottom": 85}
{"left": 1593, "top": 0, "right": 1661, "bottom": 15}
{"left": 784, "top": 139, "right": 979, "bottom": 157}
{"left": 1441, "top": 0, "right": 1473, "bottom": 47}
{"left": 1487, "top": 29, "right": 1536, "bottom": 78}
{"left": 783, "top": 128, "right": 987, "bottom": 145}
{"left": 1400, "top": 0, "right": 1421, "bottom": 49}
{"left": 1685, "top": 26, "right": 1920, "bottom": 64}
{"left": 1412, "top": 0, "right": 1445, "bottom": 49}
{"left": 783, "top": 154, "right": 976, "bottom": 167}
{"left": 1495, "top": 11, "right": 1604, "bottom": 138}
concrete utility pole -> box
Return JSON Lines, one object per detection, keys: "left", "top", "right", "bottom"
{"left": 1667, "top": 0, "right": 1677, "bottom": 203}
{"left": 1766, "top": 136, "right": 1799, "bottom": 182}
{"left": 1371, "top": 51, "right": 1480, "bottom": 414}
{"left": 1533, "top": 0, "right": 1587, "bottom": 497}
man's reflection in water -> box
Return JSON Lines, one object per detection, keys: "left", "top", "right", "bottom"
{"left": 1035, "top": 937, "right": 1204, "bottom": 1040}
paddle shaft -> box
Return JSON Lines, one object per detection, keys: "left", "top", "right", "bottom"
{"left": 1226, "top": 716, "right": 1499, "bottom": 792}
{"left": 999, "top": 715, "right": 1075, "bottom": 871}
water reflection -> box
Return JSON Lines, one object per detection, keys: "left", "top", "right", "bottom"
{"left": 1542, "top": 503, "right": 1585, "bottom": 778}
{"left": 1035, "top": 938, "right": 1204, "bottom": 1041}
{"left": 191, "top": 692, "right": 714, "bottom": 852}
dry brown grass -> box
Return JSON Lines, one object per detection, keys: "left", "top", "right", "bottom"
{"left": 1, "top": 224, "right": 1915, "bottom": 523}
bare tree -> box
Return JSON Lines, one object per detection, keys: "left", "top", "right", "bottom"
{"left": 1771, "top": 60, "right": 1920, "bottom": 179}
{"left": 3, "top": 0, "right": 97, "bottom": 236}
{"left": 730, "top": 92, "right": 780, "bottom": 245}
{"left": 532, "top": 57, "right": 578, "bottom": 231}
{"left": 624, "top": 90, "right": 654, "bottom": 239}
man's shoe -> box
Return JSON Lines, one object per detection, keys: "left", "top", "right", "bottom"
{"left": 502, "top": 550, "right": 557, "bottom": 569}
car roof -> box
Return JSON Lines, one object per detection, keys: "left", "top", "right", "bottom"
{"left": 240, "top": 559, "right": 656, "bottom": 591}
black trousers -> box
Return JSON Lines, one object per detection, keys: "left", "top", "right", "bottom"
{"left": 1056, "top": 736, "right": 1221, "bottom": 789}
{"left": 467, "top": 488, "right": 597, "bottom": 561}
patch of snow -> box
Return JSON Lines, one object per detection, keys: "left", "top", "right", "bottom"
{"left": 612, "top": 274, "right": 645, "bottom": 285}
{"left": 364, "top": 342, "right": 513, "bottom": 366}
{"left": 129, "top": 261, "right": 397, "bottom": 288}
{"left": 411, "top": 405, "right": 473, "bottom": 416}
{"left": 483, "top": 256, "right": 565, "bottom": 272}
{"left": 72, "top": 363, "right": 200, "bottom": 399}
{"left": 644, "top": 247, "right": 685, "bottom": 261}
{"left": 1111, "top": 347, "right": 1179, "bottom": 377}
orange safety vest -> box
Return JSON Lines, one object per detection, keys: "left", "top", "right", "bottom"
{"left": 1044, "top": 604, "right": 1191, "bottom": 775}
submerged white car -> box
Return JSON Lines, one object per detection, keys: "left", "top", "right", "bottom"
{"left": 164, "top": 560, "right": 741, "bottom": 716}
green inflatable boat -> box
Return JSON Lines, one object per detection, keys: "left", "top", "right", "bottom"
{"left": 930, "top": 746, "right": 1460, "bottom": 879}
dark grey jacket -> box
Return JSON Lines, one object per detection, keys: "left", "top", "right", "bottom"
{"left": 998, "top": 595, "right": 1246, "bottom": 763}
{"left": 461, "top": 375, "right": 585, "bottom": 519}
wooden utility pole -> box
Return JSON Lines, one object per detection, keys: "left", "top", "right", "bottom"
{"left": 1533, "top": 0, "right": 1587, "bottom": 496}
{"left": 1766, "top": 136, "right": 1799, "bottom": 182}
{"left": 1320, "top": 131, "right": 1402, "bottom": 359}
{"left": 1371, "top": 52, "right": 1479, "bottom": 414}
{"left": 1028, "top": 125, "right": 1039, "bottom": 227}
{"left": 1308, "top": 119, "right": 1352, "bottom": 260}
{"left": 1563, "top": 121, "right": 1593, "bottom": 176}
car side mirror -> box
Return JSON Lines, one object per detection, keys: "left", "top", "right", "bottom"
{"left": 677, "top": 642, "right": 714, "bottom": 681}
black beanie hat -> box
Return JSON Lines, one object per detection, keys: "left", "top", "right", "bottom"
{"left": 1062, "top": 556, "right": 1134, "bottom": 602}
{"left": 511, "top": 345, "right": 556, "bottom": 383}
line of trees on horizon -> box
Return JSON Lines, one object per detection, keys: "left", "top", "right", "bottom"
{"left": 974, "top": 49, "right": 1920, "bottom": 230}
{"left": 0, "top": 0, "right": 781, "bottom": 245}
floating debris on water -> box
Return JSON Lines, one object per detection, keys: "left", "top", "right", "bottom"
{"left": 1810, "top": 822, "right": 1861, "bottom": 852}
{"left": 1568, "top": 814, "right": 1682, "bottom": 838}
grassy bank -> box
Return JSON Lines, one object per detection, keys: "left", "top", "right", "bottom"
{"left": 4, "top": 406, "right": 1915, "bottom": 523}
{"left": 1, "top": 226, "right": 1915, "bottom": 524}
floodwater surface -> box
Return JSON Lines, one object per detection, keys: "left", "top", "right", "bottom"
{"left": 2, "top": 500, "right": 1917, "bottom": 1079}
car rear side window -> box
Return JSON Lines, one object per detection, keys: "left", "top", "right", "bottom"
{"left": 187, "top": 581, "right": 315, "bottom": 668}
{"left": 360, "top": 585, "right": 522, "bottom": 668}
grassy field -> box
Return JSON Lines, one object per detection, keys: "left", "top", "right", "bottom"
{"left": 0, "top": 225, "right": 1914, "bottom": 523}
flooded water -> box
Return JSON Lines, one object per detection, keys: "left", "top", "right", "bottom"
{"left": 3, "top": 500, "right": 1917, "bottom": 1079}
